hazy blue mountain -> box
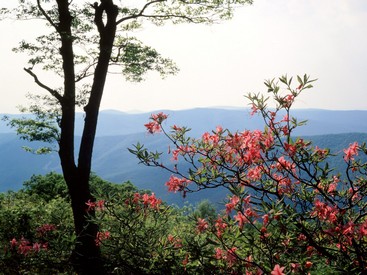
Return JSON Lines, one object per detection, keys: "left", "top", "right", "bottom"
{"left": 1, "top": 108, "right": 367, "bottom": 206}
{"left": 3, "top": 108, "right": 367, "bottom": 136}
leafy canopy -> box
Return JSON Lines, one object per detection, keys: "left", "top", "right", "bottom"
{"left": 1, "top": 0, "right": 253, "bottom": 152}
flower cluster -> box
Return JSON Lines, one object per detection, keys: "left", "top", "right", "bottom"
{"left": 344, "top": 142, "right": 359, "bottom": 161}
{"left": 125, "top": 192, "right": 162, "bottom": 211}
{"left": 85, "top": 199, "right": 105, "bottom": 212}
{"left": 10, "top": 237, "right": 48, "bottom": 256}
{"left": 165, "top": 175, "right": 191, "bottom": 193}
{"left": 133, "top": 75, "right": 367, "bottom": 274}
{"left": 144, "top": 112, "right": 168, "bottom": 134}
{"left": 95, "top": 231, "right": 110, "bottom": 246}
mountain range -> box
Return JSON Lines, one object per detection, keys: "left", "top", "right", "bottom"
{"left": 1, "top": 108, "right": 367, "bottom": 206}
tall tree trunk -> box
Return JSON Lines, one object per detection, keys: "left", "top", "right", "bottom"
{"left": 57, "top": 1, "right": 118, "bottom": 274}
{"left": 67, "top": 172, "right": 104, "bottom": 274}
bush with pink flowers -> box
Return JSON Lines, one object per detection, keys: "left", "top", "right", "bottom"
{"left": 131, "top": 75, "right": 367, "bottom": 274}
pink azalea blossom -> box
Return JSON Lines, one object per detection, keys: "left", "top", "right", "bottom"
{"left": 144, "top": 121, "right": 161, "bottom": 134}
{"left": 196, "top": 218, "right": 209, "bottom": 233}
{"left": 215, "top": 216, "right": 228, "bottom": 238}
{"left": 95, "top": 231, "right": 111, "bottom": 246}
{"left": 165, "top": 175, "right": 190, "bottom": 193}
{"left": 344, "top": 142, "right": 358, "bottom": 161}
{"left": 214, "top": 247, "right": 224, "bottom": 260}
{"left": 225, "top": 195, "right": 240, "bottom": 214}
{"left": 225, "top": 247, "right": 238, "bottom": 266}
{"left": 32, "top": 242, "right": 41, "bottom": 253}
{"left": 250, "top": 103, "right": 259, "bottom": 116}
{"left": 10, "top": 238, "right": 17, "bottom": 248}
{"left": 150, "top": 112, "right": 168, "bottom": 123}
{"left": 271, "top": 264, "right": 285, "bottom": 275}
{"left": 304, "top": 261, "right": 313, "bottom": 269}
{"left": 262, "top": 214, "right": 269, "bottom": 226}
{"left": 234, "top": 211, "right": 248, "bottom": 229}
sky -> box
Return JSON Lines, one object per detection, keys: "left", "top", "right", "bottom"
{"left": 0, "top": 0, "right": 367, "bottom": 114}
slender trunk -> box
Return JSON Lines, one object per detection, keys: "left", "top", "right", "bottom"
{"left": 57, "top": 1, "right": 118, "bottom": 274}
{"left": 55, "top": 0, "right": 116, "bottom": 274}
{"left": 67, "top": 172, "right": 103, "bottom": 274}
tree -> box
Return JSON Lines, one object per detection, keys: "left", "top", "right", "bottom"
{"left": 1, "top": 0, "right": 253, "bottom": 273}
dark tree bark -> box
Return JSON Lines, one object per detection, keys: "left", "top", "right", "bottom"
{"left": 56, "top": 0, "right": 118, "bottom": 274}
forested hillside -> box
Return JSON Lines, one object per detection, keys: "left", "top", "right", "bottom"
{"left": 1, "top": 108, "right": 367, "bottom": 205}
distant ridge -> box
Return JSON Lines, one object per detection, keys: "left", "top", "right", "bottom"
{"left": 2, "top": 108, "right": 367, "bottom": 205}
{"left": 2, "top": 108, "right": 367, "bottom": 136}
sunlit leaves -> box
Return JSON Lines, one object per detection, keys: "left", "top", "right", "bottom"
{"left": 112, "top": 36, "right": 178, "bottom": 81}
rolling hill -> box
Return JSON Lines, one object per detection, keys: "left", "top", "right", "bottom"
{"left": 1, "top": 108, "right": 367, "bottom": 206}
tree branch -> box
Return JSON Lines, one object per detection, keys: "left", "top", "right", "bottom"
{"left": 37, "top": 0, "right": 59, "bottom": 31}
{"left": 116, "top": 0, "right": 165, "bottom": 25}
{"left": 75, "top": 62, "right": 98, "bottom": 82}
{"left": 24, "top": 68, "right": 63, "bottom": 103}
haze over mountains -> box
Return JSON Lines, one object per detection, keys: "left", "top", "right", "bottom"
{"left": 1, "top": 108, "right": 367, "bottom": 206}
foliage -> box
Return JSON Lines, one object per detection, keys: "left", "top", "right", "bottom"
{"left": 22, "top": 172, "right": 68, "bottom": 201}
{"left": 2, "top": 0, "right": 254, "bottom": 149}
{"left": 1, "top": 1, "right": 254, "bottom": 271}
{"left": 0, "top": 173, "right": 222, "bottom": 274}
{"left": 131, "top": 75, "right": 367, "bottom": 274}
{"left": 0, "top": 190, "right": 75, "bottom": 274}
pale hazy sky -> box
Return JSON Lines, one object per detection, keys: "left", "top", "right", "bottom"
{"left": 1, "top": 0, "right": 367, "bottom": 114}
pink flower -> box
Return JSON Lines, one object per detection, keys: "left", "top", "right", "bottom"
{"left": 132, "top": 193, "right": 141, "bottom": 204}
{"left": 96, "top": 200, "right": 105, "bottom": 210}
{"left": 172, "top": 125, "right": 182, "bottom": 131}
{"left": 37, "top": 224, "right": 56, "bottom": 234}
{"left": 167, "top": 234, "right": 175, "bottom": 243}
{"left": 167, "top": 235, "right": 182, "bottom": 248}
{"left": 10, "top": 238, "right": 17, "bottom": 248}
{"left": 225, "top": 247, "right": 238, "bottom": 266}
{"left": 182, "top": 253, "right": 189, "bottom": 268}
{"left": 327, "top": 182, "right": 337, "bottom": 194}
{"left": 95, "top": 231, "right": 111, "bottom": 246}
{"left": 171, "top": 148, "right": 180, "bottom": 161}
{"left": 196, "top": 218, "right": 209, "bottom": 233}
{"left": 281, "top": 114, "right": 290, "bottom": 122}
{"left": 271, "top": 264, "right": 285, "bottom": 275}
{"left": 250, "top": 103, "right": 259, "bottom": 116}
{"left": 290, "top": 263, "right": 300, "bottom": 273}
{"left": 151, "top": 112, "right": 168, "bottom": 123}
{"left": 304, "top": 261, "right": 313, "bottom": 269}
{"left": 311, "top": 199, "right": 338, "bottom": 223}
{"left": 234, "top": 211, "right": 248, "bottom": 229}
{"left": 146, "top": 193, "right": 162, "bottom": 210}
{"left": 142, "top": 193, "right": 150, "bottom": 206}
{"left": 215, "top": 216, "right": 228, "bottom": 238}
{"left": 225, "top": 195, "right": 239, "bottom": 214}
{"left": 33, "top": 242, "right": 41, "bottom": 253}
{"left": 262, "top": 214, "right": 269, "bottom": 226}
{"left": 165, "top": 175, "right": 190, "bottom": 193}
{"left": 344, "top": 142, "right": 358, "bottom": 161}
{"left": 284, "top": 142, "right": 297, "bottom": 156}
{"left": 358, "top": 219, "right": 367, "bottom": 237}
{"left": 86, "top": 199, "right": 96, "bottom": 211}
{"left": 18, "top": 244, "right": 32, "bottom": 255}
{"left": 247, "top": 166, "right": 262, "bottom": 181}
{"left": 85, "top": 200, "right": 105, "bottom": 211}
{"left": 276, "top": 156, "right": 295, "bottom": 172}
{"left": 144, "top": 121, "right": 161, "bottom": 134}
{"left": 18, "top": 237, "right": 32, "bottom": 255}
{"left": 214, "top": 247, "right": 224, "bottom": 260}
